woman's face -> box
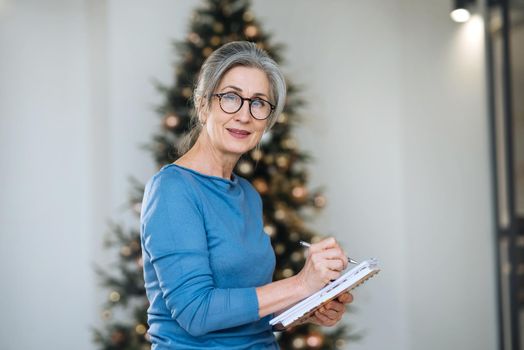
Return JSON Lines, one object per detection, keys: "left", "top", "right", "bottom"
{"left": 202, "top": 66, "right": 271, "bottom": 157}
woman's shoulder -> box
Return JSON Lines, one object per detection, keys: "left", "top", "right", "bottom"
{"left": 145, "top": 163, "right": 197, "bottom": 197}
{"left": 236, "top": 175, "right": 262, "bottom": 203}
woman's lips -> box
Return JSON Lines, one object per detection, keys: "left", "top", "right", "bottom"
{"left": 227, "top": 128, "right": 251, "bottom": 139}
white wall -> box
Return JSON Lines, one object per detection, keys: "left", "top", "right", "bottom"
{"left": 0, "top": 1, "right": 497, "bottom": 349}
{"left": 399, "top": 4, "right": 496, "bottom": 349}
{"left": 0, "top": 0, "right": 93, "bottom": 349}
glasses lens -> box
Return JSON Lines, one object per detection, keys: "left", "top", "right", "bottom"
{"left": 250, "top": 99, "right": 271, "bottom": 120}
{"left": 220, "top": 93, "right": 241, "bottom": 113}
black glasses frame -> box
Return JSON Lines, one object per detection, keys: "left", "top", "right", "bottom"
{"left": 212, "top": 92, "right": 275, "bottom": 120}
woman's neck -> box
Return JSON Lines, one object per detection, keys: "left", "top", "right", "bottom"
{"left": 175, "top": 134, "right": 240, "bottom": 180}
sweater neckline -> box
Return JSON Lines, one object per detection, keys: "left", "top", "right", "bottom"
{"left": 162, "top": 163, "right": 239, "bottom": 186}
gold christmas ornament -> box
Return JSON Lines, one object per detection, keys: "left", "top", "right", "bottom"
{"left": 182, "top": 87, "right": 193, "bottom": 98}
{"left": 282, "top": 268, "right": 293, "bottom": 278}
{"left": 210, "top": 35, "right": 221, "bottom": 46}
{"left": 264, "top": 154, "right": 274, "bottom": 164}
{"left": 292, "top": 336, "right": 306, "bottom": 349}
{"left": 252, "top": 178, "right": 268, "bottom": 194}
{"left": 274, "top": 243, "right": 286, "bottom": 255}
{"left": 292, "top": 186, "right": 308, "bottom": 201}
{"left": 109, "top": 291, "right": 121, "bottom": 303}
{"left": 135, "top": 324, "right": 147, "bottom": 335}
{"left": 275, "top": 155, "right": 289, "bottom": 169}
{"left": 243, "top": 11, "right": 254, "bottom": 22}
{"left": 164, "top": 114, "right": 180, "bottom": 129}
{"left": 274, "top": 208, "right": 286, "bottom": 221}
{"left": 277, "top": 112, "right": 288, "bottom": 124}
{"left": 281, "top": 137, "right": 297, "bottom": 150}
{"left": 120, "top": 245, "right": 131, "bottom": 257}
{"left": 222, "top": 5, "right": 232, "bottom": 16}
{"left": 187, "top": 32, "right": 201, "bottom": 45}
{"left": 264, "top": 224, "right": 276, "bottom": 237}
{"left": 202, "top": 47, "right": 213, "bottom": 57}
{"left": 213, "top": 22, "right": 224, "bottom": 33}
{"left": 238, "top": 161, "right": 253, "bottom": 175}
{"left": 289, "top": 231, "right": 300, "bottom": 242}
{"left": 251, "top": 148, "right": 263, "bottom": 161}
{"left": 244, "top": 25, "right": 258, "bottom": 38}
{"left": 306, "top": 332, "right": 324, "bottom": 348}
{"left": 290, "top": 251, "right": 303, "bottom": 262}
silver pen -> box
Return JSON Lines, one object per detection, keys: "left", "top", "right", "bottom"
{"left": 299, "top": 240, "right": 359, "bottom": 264}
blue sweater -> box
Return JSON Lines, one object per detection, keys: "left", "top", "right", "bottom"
{"left": 140, "top": 163, "right": 278, "bottom": 349}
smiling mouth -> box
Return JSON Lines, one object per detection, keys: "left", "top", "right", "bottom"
{"left": 226, "top": 128, "right": 251, "bottom": 136}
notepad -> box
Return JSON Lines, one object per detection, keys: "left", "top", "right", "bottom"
{"left": 269, "top": 258, "right": 380, "bottom": 330}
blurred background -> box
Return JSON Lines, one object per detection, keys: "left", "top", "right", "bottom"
{"left": 0, "top": 0, "right": 522, "bottom": 349}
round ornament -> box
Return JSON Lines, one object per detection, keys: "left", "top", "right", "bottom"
{"left": 306, "top": 331, "right": 324, "bottom": 348}
{"left": 213, "top": 22, "right": 224, "bottom": 33}
{"left": 243, "top": 11, "right": 254, "bottom": 22}
{"left": 135, "top": 324, "right": 147, "bottom": 335}
{"left": 164, "top": 114, "right": 180, "bottom": 129}
{"left": 252, "top": 178, "right": 268, "bottom": 194}
{"left": 202, "top": 47, "right": 213, "bottom": 57}
{"left": 251, "top": 148, "right": 264, "bottom": 161}
{"left": 244, "top": 25, "right": 258, "bottom": 38}
{"left": 237, "top": 161, "right": 253, "bottom": 176}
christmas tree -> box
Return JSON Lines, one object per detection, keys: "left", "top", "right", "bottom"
{"left": 94, "top": 0, "right": 354, "bottom": 349}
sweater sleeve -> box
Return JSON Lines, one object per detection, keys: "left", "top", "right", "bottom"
{"left": 141, "top": 174, "right": 260, "bottom": 337}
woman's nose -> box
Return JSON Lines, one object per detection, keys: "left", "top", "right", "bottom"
{"left": 234, "top": 102, "right": 252, "bottom": 122}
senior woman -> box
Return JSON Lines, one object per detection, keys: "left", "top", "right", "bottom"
{"left": 140, "top": 41, "right": 352, "bottom": 350}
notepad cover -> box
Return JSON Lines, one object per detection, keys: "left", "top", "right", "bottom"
{"left": 269, "top": 258, "right": 380, "bottom": 330}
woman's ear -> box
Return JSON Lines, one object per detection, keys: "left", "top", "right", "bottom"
{"left": 196, "top": 97, "right": 208, "bottom": 125}
{"left": 199, "top": 110, "right": 208, "bottom": 125}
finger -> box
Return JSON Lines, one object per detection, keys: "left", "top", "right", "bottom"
{"left": 311, "top": 252, "right": 347, "bottom": 274}
{"left": 325, "top": 258, "right": 345, "bottom": 272}
{"left": 312, "top": 247, "right": 348, "bottom": 270}
{"left": 324, "top": 270, "right": 342, "bottom": 283}
{"left": 337, "top": 292, "right": 353, "bottom": 304}
{"left": 325, "top": 301, "right": 345, "bottom": 313}
{"left": 310, "top": 237, "right": 343, "bottom": 254}
{"left": 314, "top": 310, "right": 330, "bottom": 323}
{"left": 319, "top": 304, "right": 346, "bottom": 321}
{"left": 320, "top": 308, "right": 340, "bottom": 320}
{"left": 315, "top": 310, "right": 336, "bottom": 326}
{"left": 312, "top": 246, "right": 345, "bottom": 259}
{"left": 307, "top": 314, "right": 322, "bottom": 326}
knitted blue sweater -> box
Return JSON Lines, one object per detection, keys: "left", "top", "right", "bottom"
{"left": 140, "top": 163, "right": 278, "bottom": 349}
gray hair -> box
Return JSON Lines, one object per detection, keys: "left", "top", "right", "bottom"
{"left": 178, "top": 41, "right": 286, "bottom": 154}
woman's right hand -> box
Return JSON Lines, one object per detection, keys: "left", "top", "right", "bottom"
{"left": 296, "top": 237, "right": 348, "bottom": 295}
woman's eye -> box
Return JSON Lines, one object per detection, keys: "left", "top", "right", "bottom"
{"left": 223, "top": 93, "right": 239, "bottom": 102}
{"left": 251, "top": 99, "right": 265, "bottom": 109}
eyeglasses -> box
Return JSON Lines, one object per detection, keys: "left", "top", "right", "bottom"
{"left": 212, "top": 92, "right": 275, "bottom": 120}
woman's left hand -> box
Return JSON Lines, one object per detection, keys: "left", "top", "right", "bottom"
{"left": 305, "top": 292, "right": 353, "bottom": 327}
